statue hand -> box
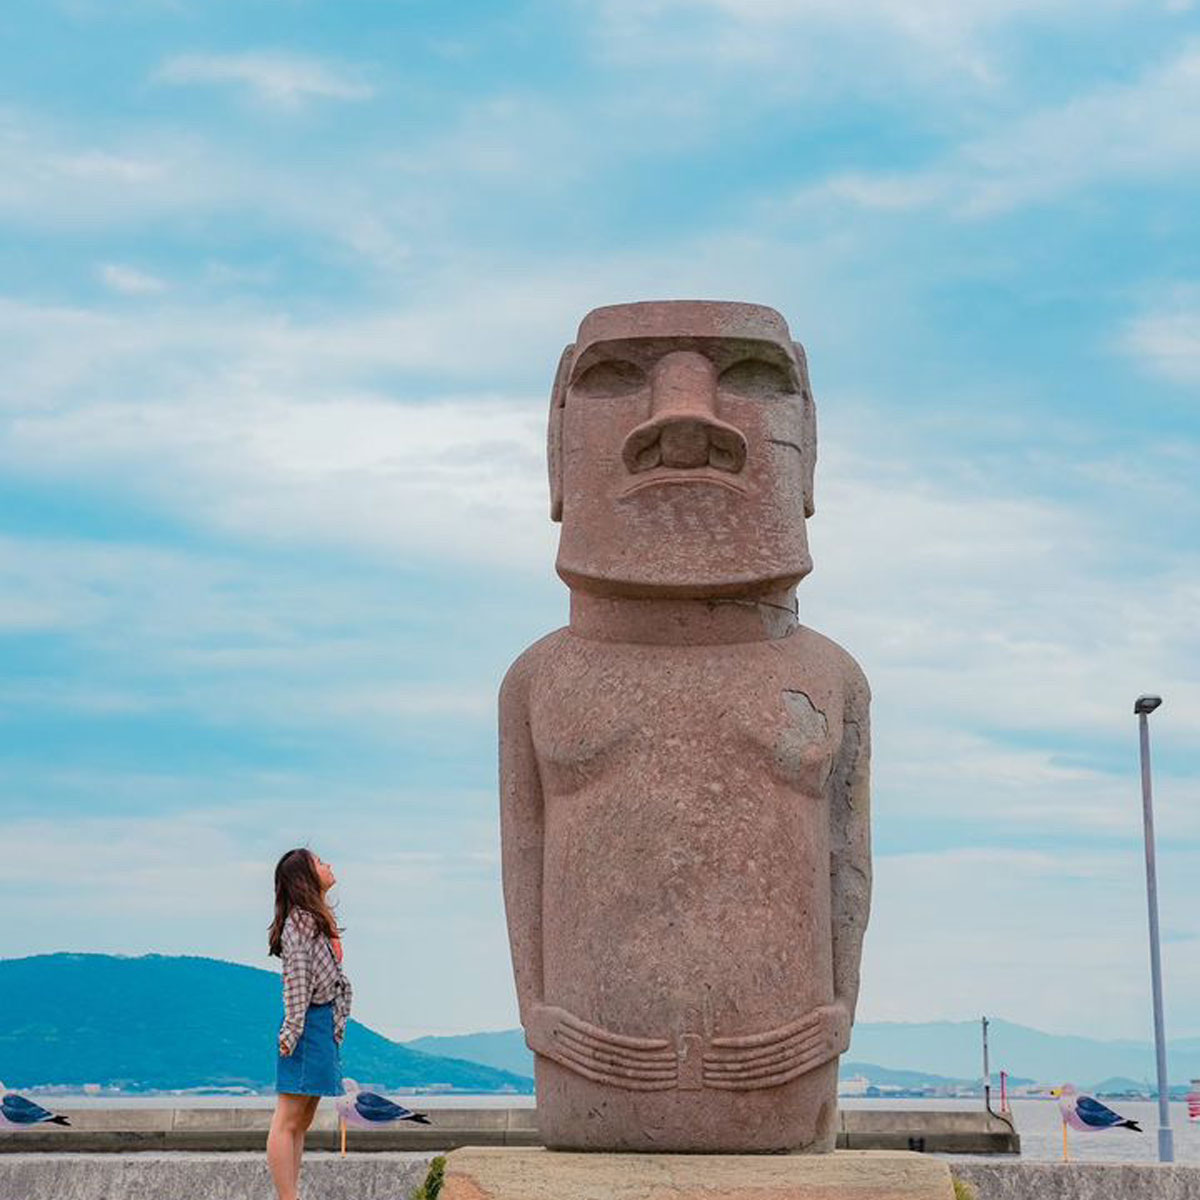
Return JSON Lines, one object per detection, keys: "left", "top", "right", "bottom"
{"left": 524, "top": 1003, "right": 677, "bottom": 1092}
{"left": 523, "top": 1003, "right": 569, "bottom": 1058}
{"left": 702, "top": 1001, "right": 851, "bottom": 1090}
{"left": 811, "top": 1001, "right": 852, "bottom": 1061}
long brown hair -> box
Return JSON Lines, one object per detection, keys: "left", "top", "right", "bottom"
{"left": 268, "top": 848, "right": 339, "bottom": 957}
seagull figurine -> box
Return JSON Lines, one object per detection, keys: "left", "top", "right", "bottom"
{"left": 335, "top": 1078, "right": 430, "bottom": 1155}
{"left": 1052, "top": 1083, "right": 1142, "bottom": 1133}
{"left": 0, "top": 1084, "right": 71, "bottom": 1130}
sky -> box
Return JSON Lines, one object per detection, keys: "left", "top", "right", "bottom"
{"left": 1, "top": 0, "right": 1198, "bottom": 1050}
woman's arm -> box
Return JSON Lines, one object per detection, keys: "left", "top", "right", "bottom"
{"left": 332, "top": 974, "right": 353, "bottom": 1045}
{"left": 279, "top": 916, "right": 312, "bottom": 1055}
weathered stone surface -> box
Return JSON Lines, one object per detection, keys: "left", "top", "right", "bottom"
{"left": 951, "top": 1161, "right": 1200, "bottom": 1200}
{"left": 500, "top": 301, "right": 871, "bottom": 1152}
{"left": 441, "top": 1148, "right": 952, "bottom": 1200}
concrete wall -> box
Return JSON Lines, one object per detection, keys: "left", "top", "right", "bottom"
{"left": 0, "top": 1152, "right": 433, "bottom": 1200}
{"left": 0, "top": 1106, "right": 1019, "bottom": 1155}
{"left": 842, "top": 1109, "right": 1018, "bottom": 1155}
{"left": 0, "top": 1106, "right": 537, "bottom": 1153}
{"left": 2, "top": 1152, "right": 1199, "bottom": 1200}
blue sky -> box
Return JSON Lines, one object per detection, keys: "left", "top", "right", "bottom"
{"left": 1, "top": 0, "right": 1198, "bottom": 1047}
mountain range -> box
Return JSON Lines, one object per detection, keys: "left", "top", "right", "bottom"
{"left": 0, "top": 954, "right": 532, "bottom": 1093}
{"left": 6, "top": 953, "right": 1198, "bottom": 1094}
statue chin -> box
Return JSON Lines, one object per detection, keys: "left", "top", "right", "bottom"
{"left": 556, "top": 558, "right": 812, "bottom": 601}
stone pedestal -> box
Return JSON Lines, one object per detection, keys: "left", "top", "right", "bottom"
{"left": 439, "top": 1147, "right": 955, "bottom": 1199}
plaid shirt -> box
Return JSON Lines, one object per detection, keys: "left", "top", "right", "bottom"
{"left": 279, "top": 908, "right": 353, "bottom": 1054}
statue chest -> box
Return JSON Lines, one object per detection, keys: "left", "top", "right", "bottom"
{"left": 528, "top": 635, "right": 841, "bottom": 804}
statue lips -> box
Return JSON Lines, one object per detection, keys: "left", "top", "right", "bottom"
{"left": 619, "top": 466, "right": 749, "bottom": 498}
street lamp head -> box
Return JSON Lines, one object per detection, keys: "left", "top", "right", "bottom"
{"left": 1134, "top": 694, "right": 1163, "bottom": 715}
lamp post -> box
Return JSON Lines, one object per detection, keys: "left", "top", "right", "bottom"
{"left": 1135, "top": 693, "right": 1173, "bottom": 1163}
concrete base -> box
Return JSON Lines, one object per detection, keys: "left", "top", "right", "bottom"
{"left": 0, "top": 1151, "right": 431, "bottom": 1200}
{"left": 440, "top": 1147, "right": 955, "bottom": 1199}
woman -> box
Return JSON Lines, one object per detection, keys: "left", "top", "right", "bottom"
{"left": 266, "top": 848, "right": 353, "bottom": 1200}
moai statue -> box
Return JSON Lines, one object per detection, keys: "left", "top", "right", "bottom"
{"left": 499, "top": 301, "right": 871, "bottom": 1153}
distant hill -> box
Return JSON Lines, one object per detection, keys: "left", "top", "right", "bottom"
{"left": 0, "top": 954, "right": 532, "bottom": 1094}
{"left": 846, "top": 1019, "right": 1200, "bottom": 1089}
{"left": 404, "top": 1020, "right": 1200, "bottom": 1091}
{"left": 1089, "top": 1076, "right": 1154, "bottom": 1097}
{"left": 838, "top": 1062, "right": 1036, "bottom": 1091}
{"left": 405, "top": 1029, "right": 532, "bottom": 1077}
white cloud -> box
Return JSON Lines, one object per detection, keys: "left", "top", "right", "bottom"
{"left": 50, "top": 150, "right": 163, "bottom": 183}
{"left": 0, "top": 803, "right": 518, "bottom": 1039}
{"left": 1123, "top": 300, "right": 1200, "bottom": 384}
{"left": 860, "top": 846, "right": 1200, "bottom": 1039}
{"left": 813, "top": 424, "right": 1198, "bottom": 669}
{"left": 0, "top": 112, "right": 393, "bottom": 256}
{"left": 0, "top": 530, "right": 523, "bottom": 721}
{"left": 154, "top": 52, "right": 374, "bottom": 108}
{"left": 3, "top": 387, "right": 554, "bottom": 569}
{"left": 591, "top": 0, "right": 1148, "bottom": 86}
{"left": 98, "top": 263, "right": 168, "bottom": 295}
{"left": 632, "top": 0, "right": 1131, "bottom": 26}
{"left": 792, "top": 43, "right": 1200, "bottom": 217}
{"left": 0, "top": 111, "right": 248, "bottom": 228}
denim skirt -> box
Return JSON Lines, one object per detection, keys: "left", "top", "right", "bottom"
{"left": 276, "top": 1002, "right": 344, "bottom": 1097}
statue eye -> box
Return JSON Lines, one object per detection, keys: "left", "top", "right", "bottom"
{"left": 573, "top": 360, "right": 647, "bottom": 398}
{"left": 718, "top": 359, "right": 792, "bottom": 398}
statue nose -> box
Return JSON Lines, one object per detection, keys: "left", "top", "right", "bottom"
{"left": 621, "top": 351, "right": 748, "bottom": 475}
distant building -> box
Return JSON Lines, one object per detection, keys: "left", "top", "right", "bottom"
{"left": 838, "top": 1075, "right": 871, "bottom": 1097}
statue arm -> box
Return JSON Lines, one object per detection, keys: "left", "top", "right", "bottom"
{"left": 500, "top": 650, "right": 679, "bottom": 1088}
{"left": 700, "top": 658, "right": 872, "bottom": 1085}
{"left": 829, "top": 662, "right": 872, "bottom": 1020}
{"left": 499, "top": 660, "right": 544, "bottom": 1025}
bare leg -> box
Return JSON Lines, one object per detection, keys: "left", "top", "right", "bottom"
{"left": 268, "top": 1093, "right": 314, "bottom": 1200}
{"left": 293, "top": 1096, "right": 320, "bottom": 1190}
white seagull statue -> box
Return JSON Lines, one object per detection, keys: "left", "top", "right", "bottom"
{"left": 337, "top": 1079, "right": 431, "bottom": 1130}
{"left": 0, "top": 1084, "right": 71, "bottom": 1130}
{"left": 1052, "top": 1083, "right": 1142, "bottom": 1133}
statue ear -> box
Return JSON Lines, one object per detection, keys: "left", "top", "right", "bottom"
{"left": 548, "top": 344, "right": 574, "bottom": 522}
{"left": 793, "top": 341, "right": 817, "bottom": 518}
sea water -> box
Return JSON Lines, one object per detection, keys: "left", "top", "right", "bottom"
{"left": 27, "top": 1095, "right": 1200, "bottom": 1163}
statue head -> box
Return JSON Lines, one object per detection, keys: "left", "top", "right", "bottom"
{"left": 549, "top": 300, "right": 817, "bottom": 598}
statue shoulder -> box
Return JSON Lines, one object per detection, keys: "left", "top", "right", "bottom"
{"left": 500, "top": 628, "right": 571, "bottom": 707}
{"left": 784, "top": 626, "right": 871, "bottom": 704}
